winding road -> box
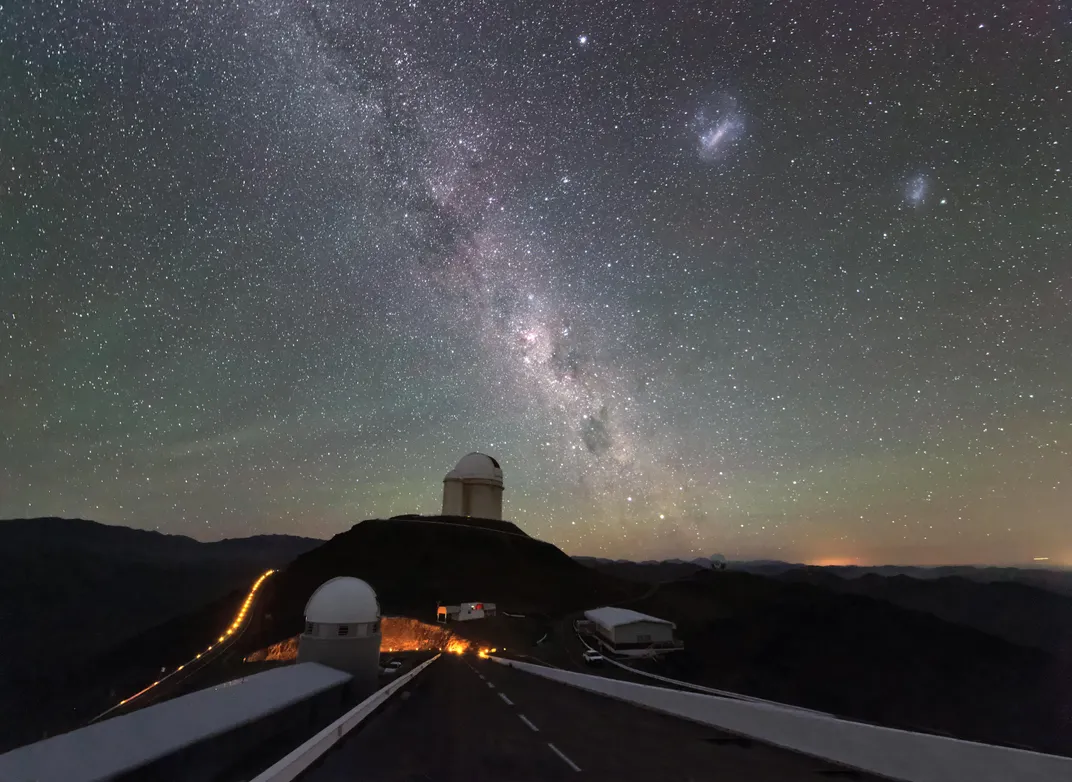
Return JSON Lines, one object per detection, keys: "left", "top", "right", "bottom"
{"left": 88, "top": 569, "right": 275, "bottom": 723}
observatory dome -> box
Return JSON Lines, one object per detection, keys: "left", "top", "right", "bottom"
{"left": 446, "top": 452, "right": 503, "bottom": 485}
{"left": 442, "top": 452, "right": 504, "bottom": 520}
{"left": 303, "top": 577, "right": 380, "bottom": 625}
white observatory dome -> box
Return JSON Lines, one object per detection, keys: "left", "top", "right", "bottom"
{"left": 304, "top": 577, "right": 380, "bottom": 625}
{"left": 446, "top": 452, "right": 503, "bottom": 485}
{"left": 442, "top": 453, "right": 504, "bottom": 520}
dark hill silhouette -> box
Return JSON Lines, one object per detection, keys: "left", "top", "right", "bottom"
{"left": 581, "top": 557, "right": 1072, "bottom": 655}
{"left": 722, "top": 559, "right": 1072, "bottom": 597}
{"left": 387, "top": 513, "right": 528, "bottom": 537}
{"left": 0, "top": 517, "right": 322, "bottom": 720}
{"left": 7, "top": 517, "right": 1072, "bottom": 759}
{"left": 776, "top": 567, "right": 1072, "bottom": 655}
{"left": 247, "top": 516, "right": 633, "bottom": 649}
{"left": 574, "top": 556, "right": 706, "bottom": 582}
{"left": 625, "top": 570, "right": 1072, "bottom": 755}
{"left": 1, "top": 517, "right": 322, "bottom": 564}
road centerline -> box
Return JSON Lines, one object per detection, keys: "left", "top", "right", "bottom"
{"left": 547, "top": 742, "right": 582, "bottom": 772}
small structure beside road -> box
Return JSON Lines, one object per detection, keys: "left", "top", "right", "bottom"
{"left": 437, "top": 601, "right": 497, "bottom": 622}
{"left": 579, "top": 607, "right": 683, "bottom": 658}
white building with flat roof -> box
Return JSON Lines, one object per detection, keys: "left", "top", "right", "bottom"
{"left": 582, "top": 607, "right": 682, "bottom": 657}
{"left": 437, "top": 602, "right": 497, "bottom": 623}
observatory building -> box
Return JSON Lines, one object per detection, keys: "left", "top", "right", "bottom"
{"left": 441, "top": 452, "right": 504, "bottom": 520}
{"left": 436, "top": 601, "right": 497, "bottom": 623}
{"left": 298, "top": 577, "right": 382, "bottom": 696}
{"left": 581, "top": 607, "right": 683, "bottom": 658}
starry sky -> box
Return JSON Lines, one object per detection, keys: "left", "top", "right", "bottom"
{"left": 2, "top": 0, "right": 1070, "bottom": 565}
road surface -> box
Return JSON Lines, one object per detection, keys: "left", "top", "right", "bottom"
{"left": 301, "top": 653, "right": 890, "bottom": 780}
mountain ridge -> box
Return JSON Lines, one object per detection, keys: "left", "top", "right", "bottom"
{"left": 6, "top": 517, "right": 1072, "bottom": 758}
{"left": 0, "top": 516, "right": 324, "bottom": 713}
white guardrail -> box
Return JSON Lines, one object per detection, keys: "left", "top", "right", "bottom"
{"left": 489, "top": 656, "right": 1072, "bottom": 782}
{"left": 251, "top": 654, "right": 441, "bottom": 782}
{"left": 576, "top": 632, "right": 829, "bottom": 715}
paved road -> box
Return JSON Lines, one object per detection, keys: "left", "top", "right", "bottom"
{"left": 302, "top": 654, "right": 890, "bottom": 781}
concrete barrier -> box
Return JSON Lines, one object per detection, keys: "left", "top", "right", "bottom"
{"left": 250, "top": 654, "right": 441, "bottom": 782}
{"left": 576, "top": 632, "right": 828, "bottom": 714}
{"left": 490, "top": 655, "right": 1072, "bottom": 782}
{"left": 0, "top": 663, "right": 351, "bottom": 782}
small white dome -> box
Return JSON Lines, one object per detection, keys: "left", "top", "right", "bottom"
{"left": 304, "top": 577, "right": 379, "bottom": 624}
{"left": 445, "top": 452, "right": 503, "bottom": 485}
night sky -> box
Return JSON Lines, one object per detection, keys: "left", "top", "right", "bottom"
{"left": 2, "top": 1, "right": 1070, "bottom": 564}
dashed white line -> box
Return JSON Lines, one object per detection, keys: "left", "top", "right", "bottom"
{"left": 547, "top": 742, "right": 582, "bottom": 772}
{"left": 518, "top": 714, "right": 540, "bottom": 732}
{"left": 498, "top": 692, "right": 514, "bottom": 706}
{"left": 486, "top": 681, "right": 495, "bottom": 689}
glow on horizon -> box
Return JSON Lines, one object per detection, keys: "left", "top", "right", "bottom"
{"left": 807, "top": 556, "right": 864, "bottom": 567}
{"left": 800, "top": 554, "right": 1072, "bottom": 568}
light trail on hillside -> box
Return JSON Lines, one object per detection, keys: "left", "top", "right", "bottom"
{"left": 89, "top": 569, "right": 275, "bottom": 723}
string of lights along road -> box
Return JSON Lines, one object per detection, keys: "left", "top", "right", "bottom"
{"left": 91, "top": 569, "right": 275, "bottom": 721}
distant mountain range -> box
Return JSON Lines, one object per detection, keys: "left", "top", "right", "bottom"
{"left": 575, "top": 555, "right": 1072, "bottom": 596}
{"left": 6, "top": 518, "right": 1072, "bottom": 758}
{"left": 733, "top": 560, "right": 1072, "bottom": 591}
{"left": 0, "top": 517, "right": 322, "bottom": 708}
{"left": 575, "top": 555, "right": 1072, "bottom": 655}
{"left": 3, "top": 516, "right": 323, "bottom": 565}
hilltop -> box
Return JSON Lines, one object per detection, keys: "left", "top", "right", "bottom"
{"left": 247, "top": 515, "right": 633, "bottom": 649}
